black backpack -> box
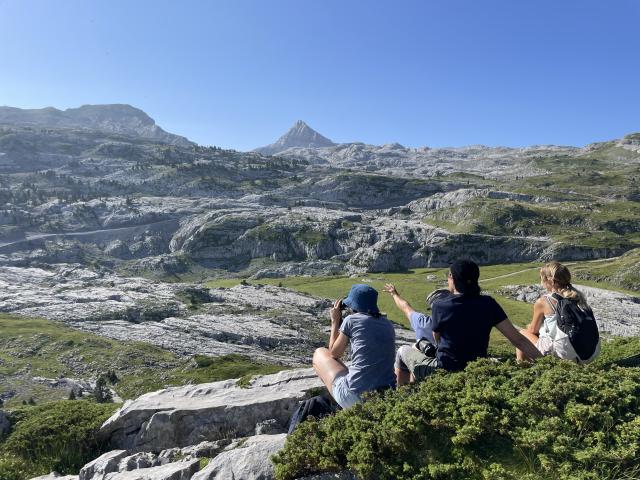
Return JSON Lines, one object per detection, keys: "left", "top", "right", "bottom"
{"left": 287, "top": 393, "right": 341, "bottom": 434}
{"left": 552, "top": 293, "right": 600, "bottom": 361}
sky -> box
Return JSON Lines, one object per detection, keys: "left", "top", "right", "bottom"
{"left": 0, "top": 0, "right": 639, "bottom": 150}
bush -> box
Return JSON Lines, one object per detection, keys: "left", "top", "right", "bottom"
{"left": 0, "top": 401, "right": 117, "bottom": 479}
{"left": 273, "top": 356, "right": 640, "bottom": 480}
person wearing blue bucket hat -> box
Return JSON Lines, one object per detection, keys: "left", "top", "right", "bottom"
{"left": 312, "top": 284, "right": 396, "bottom": 409}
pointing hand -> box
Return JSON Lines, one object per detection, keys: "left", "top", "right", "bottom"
{"left": 383, "top": 284, "right": 398, "bottom": 296}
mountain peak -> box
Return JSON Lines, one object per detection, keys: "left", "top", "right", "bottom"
{"left": 254, "top": 120, "right": 335, "bottom": 155}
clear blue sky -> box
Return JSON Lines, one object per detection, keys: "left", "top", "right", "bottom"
{"left": 0, "top": 0, "right": 638, "bottom": 150}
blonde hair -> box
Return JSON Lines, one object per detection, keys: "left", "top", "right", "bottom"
{"left": 540, "top": 261, "right": 588, "bottom": 306}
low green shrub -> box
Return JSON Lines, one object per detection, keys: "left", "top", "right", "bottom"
{"left": 273, "top": 355, "right": 640, "bottom": 480}
{"left": 0, "top": 401, "right": 117, "bottom": 479}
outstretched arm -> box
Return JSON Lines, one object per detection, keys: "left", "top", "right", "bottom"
{"left": 495, "top": 319, "right": 543, "bottom": 362}
{"left": 383, "top": 284, "right": 416, "bottom": 321}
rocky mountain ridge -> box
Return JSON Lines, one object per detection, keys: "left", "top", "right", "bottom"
{"left": 0, "top": 104, "right": 192, "bottom": 147}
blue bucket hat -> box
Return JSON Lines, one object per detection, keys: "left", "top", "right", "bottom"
{"left": 343, "top": 284, "right": 379, "bottom": 314}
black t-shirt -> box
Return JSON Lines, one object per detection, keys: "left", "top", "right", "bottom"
{"left": 431, "top": 294, "right": 507, "bottom": 371}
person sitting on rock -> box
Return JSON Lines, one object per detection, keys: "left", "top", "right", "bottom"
{"left": 516, "top": 261, "right": 600, "bottom": 363}
{"left": 384, "top": 259, "right": 542, "bottom": 386}
{"left": 312, "top": 284, "right": 396, "bottom": 409}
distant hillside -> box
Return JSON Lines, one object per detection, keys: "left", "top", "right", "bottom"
{"left": 0, "top": 104, "right": 193, "bottom": 147}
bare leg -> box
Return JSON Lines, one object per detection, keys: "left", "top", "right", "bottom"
{"left": 313, "top": 347, "right": 348, "bottom": 394}
{"left": 516, "top": 329, "right": 539, "bottom": 362}
{"left": 396, "top": 368, "right": 411, "bottom": 387}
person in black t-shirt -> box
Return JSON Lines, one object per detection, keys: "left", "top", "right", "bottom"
{"left": 385, "top": 259, "right": 542, "bottom": 386}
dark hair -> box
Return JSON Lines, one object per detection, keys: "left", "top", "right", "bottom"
{"left": 449, "top": 259, "right": 481, "bottom": 296}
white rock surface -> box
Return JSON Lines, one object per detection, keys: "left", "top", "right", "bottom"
{"left": 79, "top": 450, "right": 129, "bottom": 480}
{"left": 29, "top": 474, "right": 78, "bottom": 480}
{"left": 102, "top": 459, "right": 199, "bottom": 480}
{"left": 192, "top": 434, "right": 286, "bottom": 480}
{"left": 100, "top": 368, "right": 323, "bottom": 451}
{"left": 0, "top": 264, "right": 329, "bottom": 364}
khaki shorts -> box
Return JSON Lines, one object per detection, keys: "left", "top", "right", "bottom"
{"left": 395, "top": 344, "right": 440, "bottom": 381}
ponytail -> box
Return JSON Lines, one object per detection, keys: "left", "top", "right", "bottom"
{"left": 540, "top": 261, "right": 589, "bottom": 307}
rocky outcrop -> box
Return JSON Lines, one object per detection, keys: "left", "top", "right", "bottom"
{"left": 97, "top": 459, "right": 200, "bottom": 480}
{"left": 0, "top": 264, "right": 331, "bottom": 364}
{"left": 30, "top": 474, "right": 78, "bottom": 480}
{"left": 64, "top": 368, "right": 357, "bottom": 480}
{"left": 192, "top": 434, "right": 286, "bottom": 480}
{"left": 79, "top": 450, "right": 130, "bottom": 480}
{"left": 406, "top": 188, "right": 548, "bottom": 214}
{"left": 99, "top": 368, "right": 322, "bottom": 451}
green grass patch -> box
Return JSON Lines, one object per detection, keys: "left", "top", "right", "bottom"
{"left": 0, "top": 314, "right": 289, "bottom": 404}
{"left": 0, "top": 400, "right": 117, "bottom": 480}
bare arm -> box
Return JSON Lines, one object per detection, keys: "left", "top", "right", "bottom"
{"left": 383, "top": 284, "right": 416, "bottom": 321}
{"left": 526, "top": 298, "right": 546, "bottom": 335}
{"left": 328, "top": 298, "right": 348, "bottom": 358}
{"left": 495, "top": 319, "right": 543, "bottom": 361}
{"left": 329, "top": 332, "right": 349, "bottom": 359}
{"left": 328, "top": 298, "right": 343, "bottom": 350}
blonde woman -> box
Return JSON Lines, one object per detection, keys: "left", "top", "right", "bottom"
{"left": 517, "top": 261, "right": 600, "bottom": 363}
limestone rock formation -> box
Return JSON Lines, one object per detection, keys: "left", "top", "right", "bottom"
{"left": 0, "top": 264, "right": 329, "bottom": 364}
{"left": 100, "top": 368, "right": 322, "bottom": 451}
{"left": 29, "top": 474, "right": 78, "bottom": 480}
{"left": 79, "top": 450, "right": 130, "bottom": 480}
{"left": 191, "top": 434, "right": 286, "bottom": 480}
{"left": 33, "top": 367, "right": 367, "bottom": 480}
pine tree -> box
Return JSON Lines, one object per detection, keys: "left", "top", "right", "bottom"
{"left": 94, "top": 375, "right": 113, "bottom": 404}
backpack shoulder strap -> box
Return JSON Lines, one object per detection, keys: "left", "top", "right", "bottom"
{"left": 545, "top": 293, "right": 560, "bottom": 312}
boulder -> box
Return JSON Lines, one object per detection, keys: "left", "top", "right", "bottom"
{"left": 79, "top": 450, "right": 129, "bottom": 480}
{"left": 118, "top": 452, "right": 161, "bottom": 472}
{"left": 101, "top": 368, "right": 323, "bottom": 451}
{"left": 29, "top": 474, "right": 78, "bottom": 480}
{"left": 99, "top": 459, "right": 199, "bottom": 480}
{"left": 191, "top": 434, "right": 286, "bottom": 480}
